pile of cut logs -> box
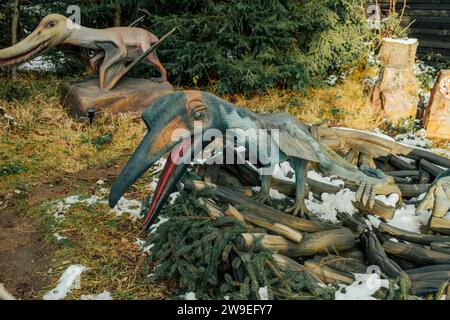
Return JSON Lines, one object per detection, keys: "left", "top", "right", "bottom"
{"left": 185, "top": 139, "right": 450, "bottom": 298}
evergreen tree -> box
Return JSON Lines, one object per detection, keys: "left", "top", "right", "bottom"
{"left": 0, "top": 0, "right": 370, "bottom": 94}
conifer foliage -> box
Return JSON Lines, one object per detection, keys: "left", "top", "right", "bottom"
{"left": 143, "top": 187, "right": 336, "bottom": 300}
{"left": 143, "top": 0, "right": 369, "bottom": 94}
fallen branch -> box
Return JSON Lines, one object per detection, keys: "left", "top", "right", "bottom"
{"left": 383, "top": 241, "right": 450, "bottom": 265}
{"left": 304, "top": 260, "right": 354, "bottom": 285}
{"left": 377, "top": 222, "right": 450, "bottom": 245}
{"left": 185, "top": 180, "right": 340, "bottom": 233}
{"left": 236, "top": 228, "right": 354, "bottom": 258}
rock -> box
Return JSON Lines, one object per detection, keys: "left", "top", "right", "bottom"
{"left": 371, "top": 38, "right": 420, "bottom": 123}
{"left": 60, "top": 77, "right": 174, "bottom": 120}
{"left": 423, "top": 70, "right": 450, "bottom": 140}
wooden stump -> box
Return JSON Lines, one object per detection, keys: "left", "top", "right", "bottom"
{"left": 423, "top": 70, "right": 450, "bottom": 140}
{"left": 60, "top": 77, "right": 174, "bottom": 119}
{"left": 371, "top": 38, "right": 420, "bottom": 123}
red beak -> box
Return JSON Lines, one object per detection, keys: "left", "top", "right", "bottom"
{"left": 143, "top": 139, "right": 192, "bottom": 229}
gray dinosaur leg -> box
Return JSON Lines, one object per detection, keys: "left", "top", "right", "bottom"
{"left": 285, "top": 158, "right": 311, "bottom": 217}
{"left": 253, "top": 172, "right": 272, "bottom": 204}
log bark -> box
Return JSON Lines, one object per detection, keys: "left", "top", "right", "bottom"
{"left": 429, "top": 217, "right": 450, "bottom": 235}
{"left": 390, "top": 155, "right": 417, "bottom": 171}
{"left": 198, "top": 197, "right": 223, "bottom": 219}
{"left": 336, "top": 212, "right": 367, "bottom": 237}
{"left": 184, "top": 180, "right": 339, "bottom": 233}
{"left": 236, "top": 228, "right": 354, "bottom": 258}
{"left": 304, "top": 260, "right": 354, "bottom": 285}
{"left": 314, "top": 254, "right": 368, "bottom": 274}
{"left": 272, "top": 253, "right": 305, "bottom": 272}
{"left": 430, "top": 242, "right": 450, "bottom": 255}
{"left": 383, "top": 241, "right": 450, "bottom": 265}
{"left": 377, "top": 222, "right": 450, "bottom": 245}
{"left": 406, "top": 265, "right": 450, "bottom": 275}
{"left": 361, "top": 231, "right": 408, "bottom": 279}
{"left": 312, "top": 126, "right": 450, "bottom": 169}
{"left": 240, "top": 210, "right": 304, "bottom": 243}
{"left": 224, "top": 204, "right": 245, "bottom": 222}
{"left": 410, "top": 280, "right": 447, "bottom": 296}
{"left": 419, "top": 159, "right": 445, "bottom": 177}
{"left": 386, "top": 170, "right": 420, "bottom": 177}
{"left": 272, "top": 254, "right": 327, "bottom": 286}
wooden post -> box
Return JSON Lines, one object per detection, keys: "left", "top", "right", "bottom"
{"left": 423, "top": 70, "right": 450, "bottom": 140}
{"left": 371, "top": 38, "right": 420, "bottom": 123}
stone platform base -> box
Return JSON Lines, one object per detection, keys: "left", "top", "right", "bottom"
{"left": 60, "top": 77, "right": 174, "bottom": 120}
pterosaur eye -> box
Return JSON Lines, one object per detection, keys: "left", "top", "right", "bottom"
{"left": 194, "top": 111, "right": 205, "bottom": 121}
{"left": 48, "top": 21, "right": 55, "bottom": 27}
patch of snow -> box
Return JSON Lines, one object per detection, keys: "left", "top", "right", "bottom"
{"left": 169, "top": 192, "right": 180, "bottom": 205}
{"left": 64, "top": 195, "right": 81, "bottom": 204}
{"left": 258, "top": 286, "right": 269, "bottom": 300}
{"left": 307, "top": 170, "right": 344, "bottom": 187}
{"left": 305, "top": 189, "right": 356, "bottom": 223}
{"left": 375, "top": 194, "right": 399, "bottom": 207}
{"left": 17, "top": 55, "right": 58, "bottom": 72}
{"left": 111, "top": 197, "right": 142, "bottom": 219}
{"left": 335, "top": 273, "right": 389, "bottom": 300}
{"left": 135, "top": 238, "right": 145, "bottom": 249}
{"left": 269, "top": 188, "right": 287, "bottom": 200}
{"left": 148, "top": 178, "right": 158, "bottom": 191}
{"left": 142, "top": 243, "right": 154, "bottom": 254}
{"left": 395, "top": 130, "right": 432, "bottom": 149}
{"left": 43, "top": 264, "right": 86, "bottom": 300}
{"left": 367, "top": 215, "right": 381, "bottom": 229}
{"left": 50, "top": 193, "right": 107, "bottom": 218}
{"left": 184, "top": 292, "right": 196, "bottom": 300}
{"left": 252, "top": 186, "right": 288, "bottom": 200}
{"left": 387, "top": 204, "right": 432, "bottom": 233}
{"left": 152, "top": 158, "right": 167, "bottom": 174}
{"left": 53, "top": 232, "right": 67, "bottom": 241}
{"left": 148, "top": 216, "right": 169, "bottom": 235}
{"left": 384, "top": 37, "right": 417, "bottom": 45}
{"left": 418, "top": 192, "right": 427, "bottom": 202}
{"left": 272, "top": 162, "right": 295, "bottom": 182}
{"left": 80, "top": 291, "right": 113, "bottom": 300}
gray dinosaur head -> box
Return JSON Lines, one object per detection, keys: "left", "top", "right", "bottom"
{"left": 109, "top": 91, "right": 226, "bottom": 228}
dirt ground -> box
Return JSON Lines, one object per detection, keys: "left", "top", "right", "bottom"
{"left": 0, "top": 159, "right": 126, "bottom": 299}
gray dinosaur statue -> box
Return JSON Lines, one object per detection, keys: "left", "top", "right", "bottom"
{"left": 109, "top": 90, "right": 403, "bottom": 229}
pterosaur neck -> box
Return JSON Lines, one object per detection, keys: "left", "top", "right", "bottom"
{"left": 63, "top": 26, "right": 104, "bottom": 49}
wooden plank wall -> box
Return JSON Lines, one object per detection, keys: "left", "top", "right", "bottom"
{"left": 373, "top": 0, "right": 450, "bottom": 58}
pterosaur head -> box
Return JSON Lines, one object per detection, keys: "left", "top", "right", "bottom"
{"left": 0, "top": 14, "right": 71, "bottom": 66}
{"left": 109, "top": 91, "right": 222, "bottom": 229}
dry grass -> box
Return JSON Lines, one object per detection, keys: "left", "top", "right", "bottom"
{"left": 224, "top": 68, "right": 381, "bottom": 129}
{"left": 0, "top": 73, "right": 174, "bottom": 299}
